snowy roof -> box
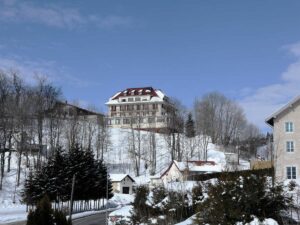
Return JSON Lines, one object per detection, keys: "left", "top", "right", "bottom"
{"left": 109, "top": 174, "right": 135, "bottom": 182}
{"left": 266, "top": 95, "right": 300, "bottom": 126}
{"left": 105, "top": 87, "right": 166, "bottom": 105}
{"left": 161, "top": 160, "right": 221, "bottom": 178}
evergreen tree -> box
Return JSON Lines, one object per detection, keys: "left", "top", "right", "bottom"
{"left": 23, "top": 145, "right": 113, "bottom": 206}
{"left": 26, "top": 196, "right": 54, "bottom": 225}
{"left": 45, "top": 148, "right": 68, "bottom": 201}
{"left": 26, "top": 195, "right": 71, "bottom": 225}
{"left": 193, "top": 173, "right": 292, "bottom": 225}
{"left": 185, "top": 113, "right": 195, "bottom": 138}
{"left": 130, "top": 185, "right": 150, "bottom": 225}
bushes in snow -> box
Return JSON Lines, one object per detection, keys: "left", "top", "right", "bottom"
{"left": 193, "top": 173, "right": 292, "bottom": 225}
{"left": 26, "top": 195, "right": 71, "bottom": 225}
{"left": 130, "top": 185, "right": 193, "bottom": 225}
{"left": 130, "top": 185, "right": 150, "bottom": 224}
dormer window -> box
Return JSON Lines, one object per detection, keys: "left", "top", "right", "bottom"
{"left": 285, "top": 122, "right": 294, "bottom": 132}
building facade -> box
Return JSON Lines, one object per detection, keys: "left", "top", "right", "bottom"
{"left": 110, "top": 174, "right": 135, "bottom": 194}
{"left": 266, "top": 96, "right": 300, "bottom": 182}
{"left": 106, "top": 87, "right": 175, "bottom": 131}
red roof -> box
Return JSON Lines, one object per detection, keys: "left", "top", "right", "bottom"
{"left": 112, "top": 87, "right": 158, "bottom": 100}
{"left": 160, "top": 160, "right": 217, "bottom": 178}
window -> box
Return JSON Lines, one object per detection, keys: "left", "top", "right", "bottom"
{"left": 128, "top": 98, "right": 134, "bottom": 102}
{"left": 121, "top": 99, "right": 126, "bottom": 102}
{"left": 287, "top": 166, "right": 296, "bottom": 179}
{"left": 107, "top": 119, "right": 112, "bottom": 125}
{"left": 286, "top": 141, "right": 294, "bottom": 152}
{"left": 136, "top": 105, "right": 141, "bottom": 110}
{"left": 123, "top": 118, "right": 130, "bottom": 124}
{"left": 285, "top": 122, "right": 294, "bottom": 132}
{"left": 126, "top": 105, "right": 134, "bottom": 111}
{"left": 135, "top": 97, "right": 141, "bottom": 102}
{"left": 111, "top": 106, "right": 116, "bottom": 111}
{"left": 157, "top": 117, "right": 165, "bottom": 123}
{"left": 148, "top": 117, "right": 155, "bottom": 123}
{"left": 116, "top": 119, "right": 120, "bottom": 125}
{"left": 152, "top": 104, "right": 158, "bottom": 110}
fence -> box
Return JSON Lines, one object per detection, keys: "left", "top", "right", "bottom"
{"left": 187, "top": 168, "right": 274, "bottom": 182}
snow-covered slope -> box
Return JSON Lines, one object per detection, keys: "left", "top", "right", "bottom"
{"left": 0, "top": 127, "right": 250, "bottom": 223}
{"left": 105, "top": 127, "right": 249, "bottom": 178}
{"left": 0, "top": 153, "right": 29, "bottom": 205}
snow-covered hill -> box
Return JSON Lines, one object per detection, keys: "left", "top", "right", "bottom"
{"left": 0, "top": 127, "right": 250, "bottom": 223}
{"left": 105, "top": 127, "right": 249, "bottom": 178}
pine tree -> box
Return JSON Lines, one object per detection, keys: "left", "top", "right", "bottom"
{"left": 23, "top": 144, "right": 114, "bottom": 208}
{"left": 193, "top": 173, "right": 292, "bottom": 225}
{"left": 185, "top": 113, "right": 195, "bottom": 138}
{"left": 130, "top": 185, "right": 150, "bottom": 225}
{"left": 26, "top": 195, "right": 71, "bottom": 225}
{"left": 26, "top": 196, "right": 54, "bottom": 225}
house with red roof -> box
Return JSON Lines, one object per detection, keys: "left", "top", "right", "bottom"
{"left": 160, "top": 160, "right": 222, "bottom": 184}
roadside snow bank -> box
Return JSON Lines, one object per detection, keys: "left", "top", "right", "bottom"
{"left": 174, "top": 215, "right": 278, "bottom": 225}
{"left": 175, "top": 215, "right": 196, "bottom": 225}
{"left": 109, "top": 193, "right": 134, "bottom": 206}
{"left": 108, "top": 205, "right": 133, "bottom": 225}
{"left": 236, "top": 217, "right": 278, "bottom": 225}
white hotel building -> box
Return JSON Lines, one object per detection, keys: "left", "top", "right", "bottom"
{"left": 105, "top": 87, "right": 175, "bottom": 131}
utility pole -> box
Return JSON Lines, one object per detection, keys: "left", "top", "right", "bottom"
{"left": 105, "top": 171, "right": 108, "bottom": 225}
{"left": 69, "top": 173, "right": 76, "bottom": 221}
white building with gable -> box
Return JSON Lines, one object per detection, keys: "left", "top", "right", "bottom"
{"left": 110, "top": 174, "right": 135, "bottom": 194}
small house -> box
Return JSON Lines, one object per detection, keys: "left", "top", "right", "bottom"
{"left": 160, "top": 160, "right": 221, "bottom": 184}
{"left": 110, "top": 174, "right": 135, "bottom": 194}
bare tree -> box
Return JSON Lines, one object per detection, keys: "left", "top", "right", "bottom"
{"left": 127, "top": 119, "right": 142, "bottom": 176}
{"left": 164, "top": 97, "right": 186, "bottom": 161}
{"left": 195, "top": 92, "right": 247, "bottom": 147}
{"left": 33, "top": 76, "right": 61, "bottom": 164}
{"left": 0, "top": 71, "right": 11, "bottom": 189}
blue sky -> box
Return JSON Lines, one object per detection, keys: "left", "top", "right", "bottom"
{"left": 1, "top": 0, "right": 300, "bottom": 130}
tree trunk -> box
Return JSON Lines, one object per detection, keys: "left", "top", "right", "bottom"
{"left": 0, "top": 152, "right": 5, "bottom": 190}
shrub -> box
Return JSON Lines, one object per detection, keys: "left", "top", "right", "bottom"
{"left": 193, "top": 174, "right": 292, "bottom": 225}
{"left": 26, "top": 196, "right": 54, "bottom": 225}
{"left": 53, "top": 210, "right": 71, "bottom": 225}
{"left": 26, "top": 195, "right": 72, "bottom": 225}
{"left": 130, "top": 185, "right": 150, "bottom": 225}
